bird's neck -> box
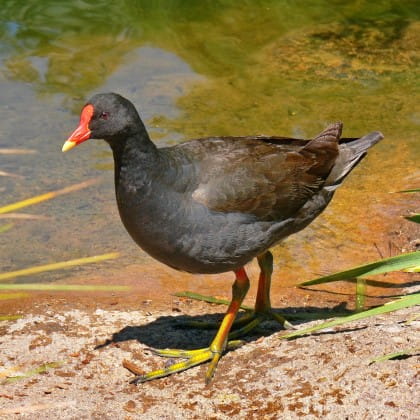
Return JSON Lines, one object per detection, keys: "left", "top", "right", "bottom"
{"left": 110, "top": 130, "right": 159, "bottom": 189}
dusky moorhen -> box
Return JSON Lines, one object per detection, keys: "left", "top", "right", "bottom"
{"left": 62, "top": 92, "right": 383, "bottom": 384}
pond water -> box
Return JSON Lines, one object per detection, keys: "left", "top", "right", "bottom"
{"left": 0, "top": 1, "right": 419, "bottom": 309}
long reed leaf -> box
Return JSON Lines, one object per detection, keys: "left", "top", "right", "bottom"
{"left": 404, "top": 213, "right": 420, "bottom": 223}
{"left": 369, "top": 348, "right": 420, "bottom": 364}
{"left": 397, "top": 189, "right": 420, "bottom": 193}
{"left": 300, "top": 251, "right": 420, "bottom": 286}
{"left": 0, "top": 252, "right": 119, "bottom": 282}
{"left": 0, "top": 315, "right": 21, "bottom": 321}
{"left": 0, "top": 284, "right": 129, "bottom": 292}
{"left": 0, "top": 178, "right": 99, "bottom": 214}
{"left": 0, "top": 170, "right": 23, "bottom": 178}
{"left": 0, "top": 148, "right": 36, "bottom": 155}
{"left": 0, "top": 213, "right": 48, "bottom": 220}
{"left": 0, "top": 293, "right": 29, "bottom": 300}
{"left": 282, "top": 293, "right": 420, "bottom": 339}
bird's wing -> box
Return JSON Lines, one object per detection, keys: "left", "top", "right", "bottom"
{"left": 189, "top": 123, "right": 341, "bottom": 220}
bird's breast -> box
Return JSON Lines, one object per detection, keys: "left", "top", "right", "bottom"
{"left": 114, "top": 181, "right": 283, "bottom": 274}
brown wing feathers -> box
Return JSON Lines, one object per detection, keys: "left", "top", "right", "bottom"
{"left": 192, "top": 123, "right": 342, "bottom": 220}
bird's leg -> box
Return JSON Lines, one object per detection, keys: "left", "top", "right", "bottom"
{"left": 131, "top": 267, "right": 250, "bottom": 384}
{"left": 177, "top": 251, "right": 292, "bottom": 337}
{"left": 255, "top": 250, "right": 274, "bottom": 312}
{"left": 227, "top": 251, "right": 293, "bottom": 339}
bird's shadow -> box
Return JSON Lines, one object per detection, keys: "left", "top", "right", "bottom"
{"left": 95, "top": 302, "right": 361, "bottom": 351}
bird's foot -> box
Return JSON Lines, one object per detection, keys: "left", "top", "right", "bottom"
{"left": 130, "top": 340, "right": 244, "bottom": 385}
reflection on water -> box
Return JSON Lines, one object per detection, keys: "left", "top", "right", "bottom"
{"left": 0, "top": 1, "right": 418, "bottom": 304}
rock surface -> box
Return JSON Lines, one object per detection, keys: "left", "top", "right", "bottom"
{"left": 0, "top": 298, "right": 418, "bottom": 419}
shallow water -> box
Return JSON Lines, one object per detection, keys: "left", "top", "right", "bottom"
{"left": 0, "top": 1, "right": 419, "bottom": 309}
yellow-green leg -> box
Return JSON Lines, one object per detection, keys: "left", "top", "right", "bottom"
{"left": 131, "top": 267, "right": 250, "bottom": 384}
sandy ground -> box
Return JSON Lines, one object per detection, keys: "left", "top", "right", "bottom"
{"left": 0, "top": 290, "right": 418, "bottom": 419}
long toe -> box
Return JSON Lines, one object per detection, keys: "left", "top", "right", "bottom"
{"left": 131, "top": 347, "right": 218, "bottom": 384}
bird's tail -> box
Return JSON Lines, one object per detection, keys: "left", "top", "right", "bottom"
{"left": 324, "top": 130, "right": 384, "bottom": 190}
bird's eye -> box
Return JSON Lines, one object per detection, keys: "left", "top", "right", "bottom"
{"left": 100, "top": 112, "right": 109, "bottom": 120}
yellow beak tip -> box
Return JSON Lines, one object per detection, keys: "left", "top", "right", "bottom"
{"left": 62, "top": 140, "right": 76, "bottom": 152}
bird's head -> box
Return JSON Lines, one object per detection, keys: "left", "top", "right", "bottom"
{"left": 62, "top": 92, "right": 142, "bottom": 152}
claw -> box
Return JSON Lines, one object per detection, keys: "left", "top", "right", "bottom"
{"left": 131, "top": 348, "right": 217, "bottom": 383}
{"left": 205, "top": 351, "right": 222, "bottom": 385}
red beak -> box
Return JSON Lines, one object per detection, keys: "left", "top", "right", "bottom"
{"left": 62, "top": 104, "right": 94, "bottom": 152}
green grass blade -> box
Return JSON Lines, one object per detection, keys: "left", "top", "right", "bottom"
{"left": 397, "top": 189, "right": 420, "bottom": 193}
{"left": 282, "top": 293, "right": 420, "bottom": 339}
{"left": 369, "top": 348, "right": 420, "bottom": 364}
{"left": 404, "top": 213, "right": 420, "bottom": 223}
{"left": 0, "top": 284, "right": 130, "bottom": 292}
{"left": 300, "top": 251, "right": 420, "bottom": 286}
